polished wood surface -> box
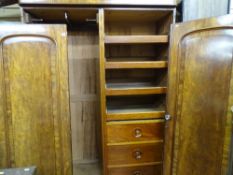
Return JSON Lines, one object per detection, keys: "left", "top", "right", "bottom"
{"left": 106, "top": 111, "right": 165, "bottom": 121}
{"left": 105, "top": 35, "right": 168, "bottom": 44}
{"left": 108, "top": 164, "right": 162, "bottom": 175}
{"left": 0, "top": 48, "right": 7, "bottom": 167}
{"left": 108, "top": 142, "right": 163, "bottom": 166}
{"left": 164, "top": 15, "right": 233, "bottom": 175}
{"left": 106, "top": 87, "right": 167, "bottom": 96}
{"left": 19, "top": 0, "right": 176, "bottom": 6}
{"left": 105, "top": 61, "right": 168, "bottom": 69}
{"left": 98, "top": 9, "right": 108, "bottom": 175}
{"left": 107, "top": 120, "right": 164, "bottom": 144}
{"left": 0, "top": 24, "right": 72, "bottom": 175}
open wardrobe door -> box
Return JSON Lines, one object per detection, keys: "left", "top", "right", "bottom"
{"left": 0, "top": 24, "right": 72, "bottom": 175}
{"left": 164, "top": 15, "right": 233, "bottom": 175}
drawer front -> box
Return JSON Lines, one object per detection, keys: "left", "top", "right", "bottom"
{"left": 107, "top": 120, "right": 164, "bottom": 144}
{"left": 108, "top": 143, "right": 163, "bottom": 165}
{"left": 108, "top": 164, "right": 162, "bottom": 175}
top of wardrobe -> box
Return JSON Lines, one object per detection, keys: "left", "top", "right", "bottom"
{"left": 20, "top": 0, "right": 176, "bottom": 25}
{"left": 19, "top": 0, "right": 177, "bottom": 7}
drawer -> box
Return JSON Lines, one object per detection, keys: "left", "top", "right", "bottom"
{"left": 107, "top": 142, "right": 163, "bottom": 165}
{"left": 107, "top": 120, "right": 164, "bottom": 144}
{"left": 108, "top": 164, "right": 162, "bottom": 175}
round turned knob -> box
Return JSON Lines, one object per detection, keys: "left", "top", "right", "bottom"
{"left": 134, "top": 150, "right": 142, "bottom": 160}
{"left": 134, "top": 128, "right": 142, "bottom": 138}
{"left": 133, "top": 171, "right": 142, "bottom": 175}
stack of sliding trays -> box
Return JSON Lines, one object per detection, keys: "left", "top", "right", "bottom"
{"left": 98, "top": 9, "right": 175, "bottom": 175}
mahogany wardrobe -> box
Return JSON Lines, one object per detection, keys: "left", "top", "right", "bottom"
{"left": 0, "top": 1, "right": 232, "bottom": 175}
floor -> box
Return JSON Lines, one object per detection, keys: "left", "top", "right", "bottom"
{"left": 73, "top": 163, "right": 102, "bottom": 175}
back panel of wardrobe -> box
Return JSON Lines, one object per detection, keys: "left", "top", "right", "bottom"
{"left": 68, "top": 30, "right": 100, "bottom": 164}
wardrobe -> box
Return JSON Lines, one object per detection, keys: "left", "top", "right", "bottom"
{"left": 0, "top": 1, "right": 232, "bottom": 175}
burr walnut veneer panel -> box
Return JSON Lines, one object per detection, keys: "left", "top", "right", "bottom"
{"left": 0, "top": 24, "right": 72, "bottom": 175}
{"left": 164, "top": 15, "right": 233, "bottom": 175}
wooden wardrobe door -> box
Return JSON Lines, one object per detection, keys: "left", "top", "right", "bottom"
{"left": 0, "top": 25, "right": 72, "bottom": 175}
{"left": 164, "top": 15, "right": 233, "bottom": 175}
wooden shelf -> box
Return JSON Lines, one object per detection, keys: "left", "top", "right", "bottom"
{"left": 106, "top": 86, "right": 167, "bottom": 96}
{"left": 106, "top": 106, "right": 165, "bottom": 121}
{"left": 107, "top": 140, "right": 163, "bottom": 146}
{"left": 105, "top": 35, "right": 169, "bottom": 44}
{"left": 106, "top": 82, "right": 166, "bottom": 88}
{"left": 107, "top": 105, "right": 165, "bottom": 113}
{"left": 107, "top": 161, "right": 163, "bottom": 169}
{"left": 106, "top": 94, "right": 166, "bottom": 120}
{"left": 105, "top": 61, "right": 168, "bottom": 69}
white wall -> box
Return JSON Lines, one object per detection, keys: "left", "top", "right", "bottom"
{"left": 183, "top": 0, "right": 229, "bottom": 21}
{"left": 230, "top": 0, "right": 233, "bottom": 13}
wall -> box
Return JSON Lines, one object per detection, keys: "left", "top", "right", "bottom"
{"left": 183, "top": 0, "right": 229, "bottom": 21}
{"left": 230, "top": 0, "right": 233, "bottom": 13}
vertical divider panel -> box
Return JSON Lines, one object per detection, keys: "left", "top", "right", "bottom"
{"left": 98, "top": 8, "right": 108, "bottom": 175}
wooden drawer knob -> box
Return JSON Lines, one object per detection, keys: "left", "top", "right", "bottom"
{"left": 133, "top": 171, "right": 142, "bottom": 175}
{"left": 134, "top": 128, "right": 142, "bottom": 138}
{"left": 134, "top": 150, "right": 142, "bottom": 160}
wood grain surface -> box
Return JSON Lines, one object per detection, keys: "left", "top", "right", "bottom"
{"left": 106, "top": 120, "right": 164, "bottom": 144}
{"left": 108, "top": 164, "right": 162, "bottom": 175}
{"left": 19, "top": 0, "right": 176, "bottom": 6}
{"left": 107, "top": 142, "right": 163, "bottom": 166}
{"left": 68, "top": 31, "right": 100, "bottom": 164}
{"left": 164, "top": 15, "right": 233, "bottom": 175}
{"left": 0, "top": 24, "right": 72, "bottom": 175}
